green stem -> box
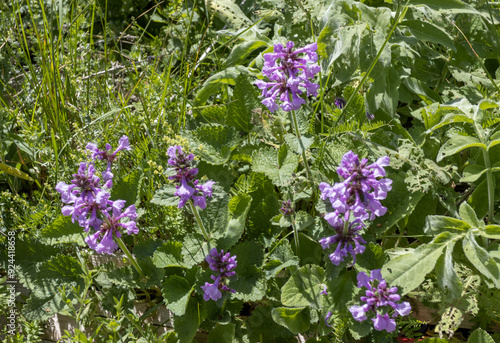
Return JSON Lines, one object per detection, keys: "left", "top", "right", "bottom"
{"left": 483, "top": 148, "right": 495, "bottom": 226}
{"left": 116, "top": 236, "right": 145, "bottom": 279}
{"left": 189, "top": 199, "right": 210, "bottom": 241}
{"left": 291, "top": 216, "right": 300, "bottom": 252}
{"left": 290, "top": 108, "right": 313, "bottom": 183}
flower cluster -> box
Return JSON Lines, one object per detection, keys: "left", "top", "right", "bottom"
{"left": 335, "top": 97, "right": 346, "bottom": 109}
{"left": 320, "top": 151, "right": 392, "bottom": 226}
{"left": 167, "top": 146, "right": 215, "bottom": 209}
{"left": 56, "top": 136, "right": 137, "bottom": 254}
{"left": 201, "top": 248, "right": 237, "bottom": 301}
{"left": 319, "top": 213, "right": 366, "bottom": 266}
{"left": 318, "top": 151, "right": 391, "bottom": 265}
{"left": 279, "top": 199, "right": 294, "bottom": 215}
{"left": 255, "top": 41, "right": 320, "bottom": 113}
{"left": 349, "top": 270, "right": 411, "bottom": 332}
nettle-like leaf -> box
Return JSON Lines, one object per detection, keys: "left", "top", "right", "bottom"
{"left": 271, "top": 307, "right": 310, "bottom": 335}
{"left": 153, "top": 241, "right": 185, "bottom": 268}
{"left": 182, "top": 233, "right": 216, "bottom": 268}
{"left": 111, "top": 170, "right": 142, "bottom": 207}
{"left": 225, "top": 73, "right": 260, "bottom": 133}
{"left": 217, "top": 194, "right": 251, "bottom": 250}
{"left": 467, "top": 328, "right": 496, "bottom": 343}
{"left": 150, "top": 184, "right": 179, "bottom": 207}
{"left": 40, "top": 215, "right": 86, "bottom": 246}
{"left": 161, "top": 275, "right": 194, "bottom": 316}
{"left": 251, "top": 145, "right": 299, "bottom": 187}
{"left": 207, "top": 323, "right": 236, "bottom": 343}
{"left": 189, "top": 124, "right": 240, "bottom": 165}
{"left": 281, "top": 265, "right": 325, "bottom": 309}
{"left": 231, "top": 241, "right": 267, "bottom": 302}
{"left": 174, "top": 296, "right": 204, "bottom": 343}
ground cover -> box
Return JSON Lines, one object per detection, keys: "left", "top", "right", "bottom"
{"left": 1, "top": 0, "right": 500, "bottom": 342}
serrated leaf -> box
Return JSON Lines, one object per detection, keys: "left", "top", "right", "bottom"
{"left": 190, "top": 124, "right": 240, "bottom": 165}
{"left": 401, "top": 20, "right": 455, "bottom": 51}
{"left": 174, "top": 297, "right": 203, "bottom": 343}
{"left": 182, "top": 233, "right": 216, "bottom": 268}
{"left": 226, "top": 73, "right": 260, "bottom": 133}
{"left": 40, "top": 215, "right": 86, "bottom": 246}
{"left": 151, "top": 184, "right": 180, "bottom": 207}
{"left": 462, "top": 231, "right": 500, "bottom": 288}
{"left": 284, "top": 133, "right": 314, "bottom": 154}
{"left": 281, "top": 265, "right": 325, "bottom": 309}
{"left": 467, "top": 328, "right": 495, "bottom": 343}
{"left": 161, "top": 276, "right": 193, "bottom": 316}
{"left": 251, "top": 145, "right": 299, "bottom": 187}
{"left": 271, "top": 307, "right": 310, "bottom": 334}
{"left": 200, "top": 186, "right": 229, "bottom": 237}
{"left": 208, "top": 323, "right": 236, "bottom": 343}
{"left": 382, "top": 232, "right": 461, "bottom": 294}
{"left": 437, "top": 136, "right": 487, "bottom": 162}
{"left": 424, "top": 215, "right": 470, "bottom": 235}
{"left": 153, "top": 241, "right": 185, "bottom": 268}
{"left": 111, "top": 170, "right": 141, "bottom": 207}
{"left": 326, "top": 269, "right": 356, "bottom": 312}
{"left": 374, "top": 190, "right": 424, "bottom": 232}
{"left": 218, "top": 194, "right": 251, "bottom": 250}
{"left": 231, "top": 267, "right": 267, "bottom": 302}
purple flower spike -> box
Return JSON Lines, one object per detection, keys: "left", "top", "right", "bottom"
{"left": 256, "top": 41, "right": 320, "bottom": 112}
{"left": 280, "top": 199, "right": 294, "bottom": 215}
{"left": 201, "top": 249, "right": 237, "bottom": 301}
{"left": 349, "top": 270, "right": 411, "bottom": 333}
{"left": 335, "top": 97, "right": 346, "bottom": 109}
{"left": 167, "top": 146, "right": 215, "bottom": 209}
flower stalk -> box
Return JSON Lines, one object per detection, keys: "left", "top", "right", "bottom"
{"left": 115, "top": 236, "right": 145, "bottom": 279}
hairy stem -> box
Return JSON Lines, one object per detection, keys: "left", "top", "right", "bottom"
{"left": 189, "top": 198, "right": 210, "bottom": 241}
{"left": 116, "top": 236, "right": 145, "bottom": 279}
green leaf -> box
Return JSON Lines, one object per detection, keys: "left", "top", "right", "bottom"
{"left": 226, "top": 73, "right": 260, "bottom": 133}
{"left": 208, "top": 323, "right": 236, "bottom": 343}
{"left": 462, "top": 231, "right": 500, "bottom": 288}
{"left": 182, "top": 233, "right": 216, "bottom": 268}
{"left": 382, "top": 232, "right": 460, "bottom": 294}
{"left": 467, "top": 179, "right": 489, "bottom": 219}
{"left": 374, "top": 190, "right": 424, "bottom": 232}
{"left": 271, "top": 307, "right": 310, "bottom": 334}
{"left": 435, "top": 240, "right": 462, "bottom": 299}
{"left": 151, "top": 184, "right": 180, "bottom": 207}
{"left": 174, "top": 297, "right": 203, "bottom": 343}
{"left": 424, "top": 216, "right": 470, "bottom": 235}
{"left": 251, "top": 145, "right": 299, "bottom": 187}
{"left": 437, "top": 135, "right": 487, "bottom": 162}
{"left": 478, "top": 225, "right": 500, "bottom": 239}
{"left": 459, "top": 202, "right": 482, "bottom": 227}
{"left": 355, "top": 243, "right": 387, "bottom": 272}
{"left": 161, "top": 276, "right": 193, "bottom": 316}
{"left": 342, "top": 85, "right": 366, "bottom": 122}
{"left": 467, "top": 328, "right": 495, "bottom": 343}
{"left": 461, "top": 164, "right": 487, "bottom": 182}
{"left": 194, "top": 66, "right": 251, "bottom": 106}
{"left": 284, "top": 133, "right": 314, "bottom": 154}
{"left": 226, "top": 40, "right": 268, "bottom": 67}
{"left": 40, "top": 215, "right": 86, "bottom": 246}
{"left": 190, "top": 124, "right": 240, "bottom": 165}
{"left": 152, "top": 241, "right": 185, "bottom": 268}
{"left": 400, "top": 20, "right": 455, "bottom": 51}
{"left": 326, "top": 269, "right": 356, "bottom": 312}
{"left": 0, "top": 162, "right": 34, "bottom": 181}
{"left": 408, "top": 0, "right": 479, "bottom": 14}
{"left": 200, "top": 186, "right": 229, "bottom": 236}
{"left": 218, "top": 194, "right": 251, "bottom": 249}
{"left": 111, "top": 170, "right": 141, "bottom": 207}
{"left": 428, "top": 112, "right": 474, "bottom": 131}
{"left": 281, "top": 265, "right": 325, "bottom": 309}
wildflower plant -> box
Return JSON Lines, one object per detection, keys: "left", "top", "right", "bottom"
{"left": 201, "top": 248, "right": 237, "bottom": 301}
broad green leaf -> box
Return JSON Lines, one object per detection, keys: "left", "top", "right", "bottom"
{"left": 161, "top": 276, "right": 193, "bottom": 316}
{"left": 478, "top": 225, "right": 500, "bottom": 239}
{"left": 424, "top": 216, "right": 470, "bottom": 235}
{"left": 111, "top": 170, "right": 141, "bottom": 207}
{"left": 206, "top": 0, "right": 252, "bottom": 28}
{"left": 40, "top": 215, "right": 86, "bottom": 246}
{"left": 382, "top": 232, "right": 460, "bottom": 294}
{"left": 152, "top": 241, "right": 184, "bottom": 268}
{"left": 355, "top": 243, "right": 386, "bottom": 272}
{"left": 462, "top": 231, "right": 500, "bottom": 288}
{"left": 281, "top": 265, "right": 325, "bottom": 309}
{"left": 487, "top": 131, "right": 500, "bottom": 150}
{"left": 292, "top": 233, "right": 323, "bottom": 266}
{"left": 226, "top": 73, "right": 260, "bottom": 133}
{"left": 349, "top": 319, "right": 373, "bottom": 340}
{"left": 23, "top": 279, "right": 69, "bottom": 321}
{"left": 208, "top": 323, "right": 236, "bottom": 343}
{"left": 231, "top": 240, "right": 267, "bottom": 301}
{"left": 247, "top": 305, "right": 294, "bottom": 341}
{"left": 182, "top": 233, "right": 216, "bottom": 268}
{"left": 435, "top": 241, "right": 462, "bottom": 299}
{"left": 190, "top": 124, "right": 240, "bottom": 165}
{"left": 374, "top": 190, "right": 424, "bottom": 233}
{"left": 151, "top": 184, "right": 179, "bottom": 207}
{"left": 194, "top": 66, "right": 250, "bottom": 105}
{"left": 403, "top": 77, "right": 441, "bottom": 104}
{"left": 251, "top": 145, "right": 299, "bottom": 187}
{"left": 226, "top": 40, "right": 268, "bottom": 67}
{"left": 174, "top": 297, "right": 203, "bottom": 343}
{"left": 467, "top": 328, "right": 495, "bottom": 343}
{"left": 200, "top": 186, "right": 229, "bottom": 236}
{"left": 461, "top": 164, "right": 487, "bottom": 182}
{"left": 408, "top": 0, "right": 479, "bottom": 14}
{"left": 467, "top": 180, "right": 489, "bottom": 219}
{"left": 0, "top": 162, "right": 34, "bottom": 181}
{"left": 271, "top": 307, "right": 310, "bottom": 334}
{"left": 218, "top": 194, "right": 251, "bottom": 249}
{"left": 325, "top": 269, "right": 356, "bottom": 312}
{"left": 401, "top": 20, "right": 455, "bottom": 52}
{"left": 284, "top": 133, "right": 314, "bottom": 154}
{"left": 459, "top": 202, "right": 482, "bottom": 227}
{"left": 428, "top": 113, "right": 474, "bottom": 132}
{"left": 437, "top": 136, "right": 487, "bottom": 162}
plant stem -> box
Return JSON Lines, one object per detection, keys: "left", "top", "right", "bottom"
{"left": 290, "top": 108, "right": 313, "bottom": 184}
{"left": 116, "top": 236, "right": 145, "bottom": 279}
{"left": 483, "top": 148, "right": 495, "bottom": 227}
{"left": 291, "top": 216, "right": 300, "bottom": 252}
{"left": 189, "top": 199, "right": 210, "bottom": 241}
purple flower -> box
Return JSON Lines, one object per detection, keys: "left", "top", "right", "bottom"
{"left": 320, "top": 284, "right": 328, "bottom": 295}
{"left": 349, "top": 270, "right": 411, "bottom": 333}
{"left": 280, "top": 199, "right": 294, "bottom": 215}
{"left": 319, "top": 213, "right": 366, "bottom": 266}
{"left": 319, "top": 151, "right": 392, "bottom": 222}
{"left": 201, "top": 248, "right": 237, "bottom": 301}
{"left": 84, "top": 201, "right": 139, "bottom": 255}
{"left": 56, "top": 163, "right": 101, "bottom": 203}
{"left": 325, "top": 311, "right": 333, "bottom": 327}
{"left": 166, "top": 146, "right": 215, "bottom": 209}
{"left": 256, "top": 41, "right": 320, "bottom": 113}
{"left": 335, "top": 97, "right": 346, "bottom": 109}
